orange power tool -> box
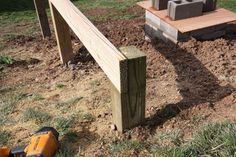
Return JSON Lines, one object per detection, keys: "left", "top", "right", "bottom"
{"left": 0, "top": 127, "right": 59, "bottom": 157}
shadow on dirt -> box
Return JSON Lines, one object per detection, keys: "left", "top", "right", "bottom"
{"left": 73, "top": 46, "right": 95, "bottom": 64}
{"left": 60, "top": 125, "right": 99, "bottom": 155}
{"left": 145, "top": 39, "right": 235, "bottom": 129}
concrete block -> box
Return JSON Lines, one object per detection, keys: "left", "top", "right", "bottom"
{"left": 152, "top": 0, "right": 172, "bottom": 10}
{"left": 145, "top": 23, "right": 189, "bottom": 43}
{"left": 202, "top": 0, "right": 217, "bottom": 12}
{"left": 146, "top": 10, "right": 161, "bottom": 28}
{"left": 167, "top": 0, "right": 203, "bottom": 20}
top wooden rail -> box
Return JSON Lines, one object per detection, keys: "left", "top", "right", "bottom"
{"left": 46, "top": 0, "right": 146, "bottom": 132}
{"left": 50, "top": 0, "right": 128, "bottom": 93}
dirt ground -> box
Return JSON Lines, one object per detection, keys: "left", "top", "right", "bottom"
{"left": 1, "top": 5, "right": 236, "bottom": 156}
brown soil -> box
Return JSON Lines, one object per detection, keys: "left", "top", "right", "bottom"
{"left": 1, "top": 5, "right": 236, "bottom": 156}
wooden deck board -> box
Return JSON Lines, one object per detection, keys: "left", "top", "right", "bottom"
{"left": 137, "top": 1, "right": 236, "bottom": 33}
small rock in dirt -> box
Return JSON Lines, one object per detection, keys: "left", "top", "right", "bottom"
{"left": 69, "top": 64, "right": 76, "bottom": 70}
{"left": 110, "top": 124, "right": 117, "bottom": 131}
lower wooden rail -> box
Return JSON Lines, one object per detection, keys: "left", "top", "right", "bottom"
{"left": 48, "top": 0, "right": 146, "bottom": 132}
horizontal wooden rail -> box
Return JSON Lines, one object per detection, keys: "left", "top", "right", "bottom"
{"left": 50, "top": 0, "right": 126, "bottom": 93}
{"left": 48, "top": 0, "right": 146, "bottom": 132}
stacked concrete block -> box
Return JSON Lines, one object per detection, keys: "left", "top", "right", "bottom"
{"left": 202, "top": 0, "right": 217, "bottom": 12}
{"left": 152, "top": 0, "right": 171, "bottom": 10}
{"left": 145, "top": 10, "right": 226, "bottom": 43}
{"left": 167, "top": 0, "right": 203, "bottom": 20}
{"left": 145, "top": 10, "right": 189, "bottom": 43}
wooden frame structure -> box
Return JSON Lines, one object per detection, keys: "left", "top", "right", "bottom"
{"left": 42, "top": 0, "right": 147, "bottom": 132}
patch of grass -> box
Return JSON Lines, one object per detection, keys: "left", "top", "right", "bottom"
{"left": 53, "top": 117, "right": 74, "bottom": 136}
{"left": 0, "top": 43, "right": 6, "bottom": 50}
{"left": 23, "top": 108, "right": 51, "bottom": 124}
{"left": 32, "top": 94, "right": 45, "bottom": 101}
{"left": 2, "top": 33, "right": 18, "bottom": 41}
{"left": 73, "top": 0, "right": 139, "bottom": 22}
{"left": 0, "top": 93, "right": 27, "bottom": 116}
{"left": 0, "top": 86, "right": 14, "bottom": 93}
{"left": 154, "top": 130, "right": 183, "bottom": 147}
{"left": 152, "top": 123, "right": 236, "bottom": 157}
{"left": 64, "top": 131, "right": 78, "bottom": 143}
{"left": 56, "top": 83, "right": 66, "bottom": 89}
{"left": 56, "top": 97, "right": 83, "bottom": 108}
{"left": 0, "top": 130, "right": 11, "bottom": 146}
{"left": 73, "top": 0, "right": 139, "bottom": 11}
{"left": 89, "top": 80, "right": 100, "bottom": 94}
{"left": 218, "top": 0, "right": 236, "bottom": 12}
{"left": 82, "top": 113, "right": 95, "bottom": 122}
{"left": 0, "top": 11, "right": 38, "bottom": 27}
{"left": 56, "top": 143, "right": 75, "bottom": 157}
{"left": 109, "top": 140, "right": 147, "bottom": 154}
{"left": 15, "top": 92, "right": 29, "bottom": 101}
{"left": 0, "top": 55, "right": 14, "bottom": 65}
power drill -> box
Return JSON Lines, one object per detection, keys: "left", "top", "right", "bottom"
{"left": 0, "top": 127, "right": 59, "bottom": 157}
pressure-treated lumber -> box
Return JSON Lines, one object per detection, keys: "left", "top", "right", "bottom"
{"left": 138, "top": 1, "right": 236, "bottom": 33}
{"left": 111, "top": 46, "right": 146, "bottom": 132}
{"left": 49, "top": 0, "right": 127, "bottom": 93}
{"left": 49, "top": 2, "right": 74, "bottom": 64}
{"left": 49, "top": 0, "right": 147, "bottom": 132}
{"left": 34, "top": 0, "right": 51, "bottom": 38}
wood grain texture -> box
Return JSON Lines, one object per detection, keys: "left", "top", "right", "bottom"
{"left": 49, "top": 0, "right": 127, "bottom": 93}
{"left": 138, "top": 1, "right": 236, "bottom": 33}
{"left": 34, "top": 0, "right": 51, "bottom": 38}
{"left": 111, "top": 46, "right": 146, "bottom": 132}
{"left": 49, "top": 2, "right": 73, "bottom": 64}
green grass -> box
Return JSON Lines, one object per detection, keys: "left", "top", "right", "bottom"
{"left": 73, "top": 0, "right": 139, "bottom": 11}
{"left": 218, "top": 0, "right": 236, "bottom": 12}
{"left": 56, "top": 143, "right": 75, "bottom": 157}
{"left": 53, "top": 117, "right": 74, "bottom": 136}
{"left": 56, "top": 97, "right": 83, "bottom": 109}
{"left": 32, "top": 94, "right": 45, "bottom": 101}
{"left": 56, "top": 83, "right": 66, "bottom": 89}
{"left": 152, "top": 123, "right": 236, "bottom": 157}
{"left": 63, "top": 131, "right": 78, "bottom": 143}
{"left": 23, "top": 108, "right": 51, "bottom": 124}
{"left": 0, "top": 92, "right": 28, "bottom": 116}
{"left": 0, "top": 130, "right": 11, "bottom": 146}
{"left": 0, "top": 55, "right": 14, "bottom": 65}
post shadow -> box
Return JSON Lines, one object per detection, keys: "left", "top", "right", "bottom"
{"left": 145, "top": 38, "right": 235, "bottom": 129}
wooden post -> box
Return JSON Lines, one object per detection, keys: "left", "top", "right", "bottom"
{"left": 49, "top": 2, "right": 74, "bottom": 64}
{"left": 111, "top": 46, "right": 146, "bottom": 132}
{"left": 34, "top": 0, "right": 51, "bottom": 38}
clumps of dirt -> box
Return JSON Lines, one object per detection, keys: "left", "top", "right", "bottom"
{"left": 6, "top": 35, "right": 36, "bottom": 46}
{"left": 96, "top": 18, "right": 147, "bottom": 48}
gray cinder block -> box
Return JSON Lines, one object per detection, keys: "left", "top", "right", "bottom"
{"left": 167, "top": 0, "right": 203, "bottom": 20}
{"left": 202, "top": 0, "right": 217, "bottom": 12}
{"left": 152, "top": 0, "right": 172, "bottom": 10}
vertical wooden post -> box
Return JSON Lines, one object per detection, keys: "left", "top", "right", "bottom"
{"left": 111, "top": 46, "right": 146, "bottom": 132}
{"left": 34, "top": 0, "right": 51, "bottom": 38}
{"left": 49, "top": 2, "right": 74, "bottom": 64}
